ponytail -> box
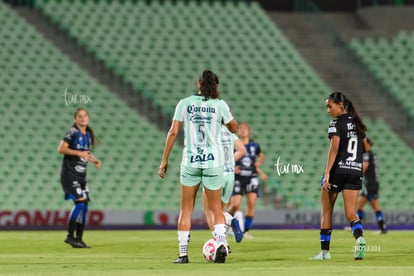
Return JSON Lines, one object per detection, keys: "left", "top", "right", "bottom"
{"left": 345, "top": 100, "right": 367, "bottom": 134}
{"left": 199, "top": 70, "right": 220, "bottom": 100}
{"left": 86, "top": 125, "right": 97, "bottom": 149}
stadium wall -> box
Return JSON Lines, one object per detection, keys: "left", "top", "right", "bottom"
{"left": 1, "top": 210, "right": 413, "bottom": 230}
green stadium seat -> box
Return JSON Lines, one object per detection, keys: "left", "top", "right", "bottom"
{"left": 349, "top": 32, "right": 414, "bottom": 121}
{"left": 0, "top": 2, "right": 183, "bottom": 211}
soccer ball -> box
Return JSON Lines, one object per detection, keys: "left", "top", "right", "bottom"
{"left": 202, "top": 238, "right": 217, "bottom": 262}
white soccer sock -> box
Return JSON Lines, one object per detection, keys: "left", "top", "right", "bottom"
{"left": 213, "top": 224, "right": 227, "bottom": 244}
{"left": 224, "top": 212, "right": 233, "bottom": 227}
{"left": 177, "top": 231, "right": 190, "bottom": 257}
{"left": 234, "top": 211, "right": 244, "bottom": 232}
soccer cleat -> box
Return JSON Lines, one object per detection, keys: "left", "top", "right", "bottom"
{"left": 354, "top": 237, "right": 366, "bottom": 260}
{"left": 309, "top": 251, "right": 331, "bottom": 260}
{"left": 214, "top": 243, "right": 228, "bottom": 263}
{"left": 231, "top": 218, "right": 243, "bottom": 243}
{"left": 64, "top": 236, "right": 84, "bottom": 248}
{"left": 374, "top": 229, "right": 388, "bottom": 235}
{"left": 76, "top": 239, "right": 91, "bottom": 248}
{"left": 243, "top": 232, "right": 254, "bottom": 240}
{"left": 173, "top": 255, "right": 189, "bottom": 264}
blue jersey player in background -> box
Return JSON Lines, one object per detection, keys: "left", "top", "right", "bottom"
{"left": 58, "top": 108, "right": 101, "bottom": 248}
{"left": 357, "top": 137, "right": 388, "bottom": 233}
{"left": 227, "top": 122, "right": 267, "bottom": 239}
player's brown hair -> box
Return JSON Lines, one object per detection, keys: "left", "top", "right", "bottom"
{"left": 73, "top": 107, "right": 98, "bottom": 148}
{"left": 199, "top": 70, "right": 220, "bottom": 100}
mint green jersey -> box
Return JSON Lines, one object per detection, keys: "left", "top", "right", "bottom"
{"left": 173, "top": 95, "right": 234, "bottom": 169}
{"left": 221, "top": 125, "right": 239, "bottom": 173}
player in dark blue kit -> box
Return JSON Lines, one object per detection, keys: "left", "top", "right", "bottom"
{"left": 58, "top": 108, "right": 101, "bottom": 248}
{"left": 357, "top": 138, "right": 387, "bottom": 233}
{"left": 311, "top": 92, "right": 369, "bottom": 261}
{"left": 227, "top": 123, "right": 267, "bottom": 239}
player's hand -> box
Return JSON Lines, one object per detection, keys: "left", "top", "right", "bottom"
{"left": 256, "top": 167, "right": 267, "bottom": 182}
{"left": 259, "top": 172, "right": 268, "bottom": 182}
{"left": 87, "top": 152, "right": 101, "bottom": 168}
{"left": 95, "top": 159, "right": 101, "bottom": 169}
{"left": 323, "top": 175, "right": 331, "bottom": 191}
{"left": 78, "top": 151, "right": 91, "bottom": 160}
{"left": 234, "top": 166, "right": 241, "bottom": 175}
{"left": 159, "top": 161, "right": 168, "bottom": 178}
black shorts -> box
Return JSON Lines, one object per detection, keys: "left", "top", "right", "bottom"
{"left": 361, "top": 186, "right": 379, "bottom": 201}
{"left": 233, "top": 175, "right": 259, "bottom": 196}
{"left": 61, "top": 169, "right": 89, "bottom": 201}
{"left": 329, "top": 173, "right": 362, "bottom": 193}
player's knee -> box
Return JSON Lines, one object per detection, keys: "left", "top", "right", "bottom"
{"left": 321, "top": 206, "right": 333, "bottom": 217}
{"left": 69, "top": 202, "right": 86, "bottom": 221}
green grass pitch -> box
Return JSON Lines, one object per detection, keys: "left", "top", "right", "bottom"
{"left": 0, "top": 229, "right": 413, "bottom": 276}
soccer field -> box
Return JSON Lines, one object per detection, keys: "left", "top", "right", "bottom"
{"left": 0, "top": 230, "right": 413, "bottom": 276}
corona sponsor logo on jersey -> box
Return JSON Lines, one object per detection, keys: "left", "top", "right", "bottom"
{"left": 188, "top": 105, "right": 216, "bottom": 123}
{"left": 187, "top": 105, "right": 216, "bottom": 114}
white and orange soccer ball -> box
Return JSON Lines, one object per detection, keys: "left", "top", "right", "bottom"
{"left": 202, "top": 238, "right": 217, "bottom": 262}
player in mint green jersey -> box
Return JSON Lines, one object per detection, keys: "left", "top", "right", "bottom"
{"left": 159, "top": 70, "right": 238, "bottom": 264}
{"left": 202, "top": 124, "right": 246, "bottom": 244}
